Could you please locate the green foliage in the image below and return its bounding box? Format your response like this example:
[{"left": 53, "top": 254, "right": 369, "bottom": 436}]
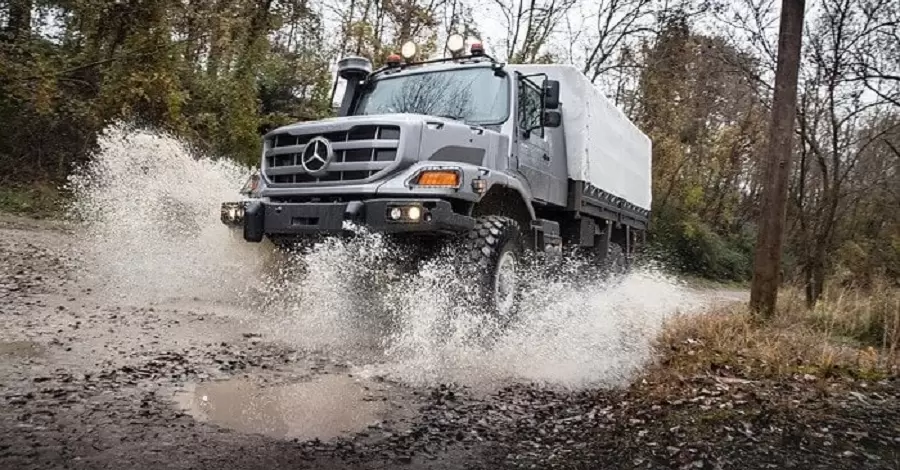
[
  {"left": 650, "top": 209, "right": 754, "bottom": 282},
  {"left": 0, "top": 184, "right": 63, "bottom": 218},
  {"left": 636, "top": 18, "right": 764, "bottom": 282},
  {"left": 0, "top": 0, "right": 334, "bottom": 183}
]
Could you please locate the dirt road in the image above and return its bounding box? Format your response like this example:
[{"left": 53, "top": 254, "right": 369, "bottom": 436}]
[{"left": 2, "top": 213, "right": 896, "bottom": 470}]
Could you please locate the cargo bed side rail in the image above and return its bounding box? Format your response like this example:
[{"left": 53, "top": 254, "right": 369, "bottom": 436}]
[{"left": 566, "top": 180, "right": 650, "bottom": 231}]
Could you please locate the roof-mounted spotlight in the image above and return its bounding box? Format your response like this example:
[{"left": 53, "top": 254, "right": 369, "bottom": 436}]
[
  {"left": 447, "top": 34, "right": 465, "bottom": 55},
  {"left": 400, "top": 41, "right": 417, "bottom": 60}
]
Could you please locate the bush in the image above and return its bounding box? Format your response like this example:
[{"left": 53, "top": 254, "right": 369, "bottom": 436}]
[
  {"left": 796, "top": 280, "right": 900, "bottom": 352},
  {"left": 649, "top": 212, "right": 754, "bottom": 282},
  {"left": 652, "top": 283, "right": 899, "bottom": 382},
  {"left": 0, "top": 183, "right": 63, "bottom": 218},
  {"left": 833, "top": 239, "right": 900, "bottom": 289}
]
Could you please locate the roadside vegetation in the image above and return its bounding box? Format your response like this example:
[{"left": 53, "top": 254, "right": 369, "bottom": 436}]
[
  {"left": 0, "top": 184, "right": 62, "bottom": 218},
  {"left": 653, "top": 281, "right": 900, "bottom": 383},
  {"left": 609, "top": 282, "right": 899, "bottom": 468}
]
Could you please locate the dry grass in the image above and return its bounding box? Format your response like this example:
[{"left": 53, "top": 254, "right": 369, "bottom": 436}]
[
  {"left": 792, "top": 279, "right": 900, "bottom": 353},
  {"left": 652, "top": 282, "right": 900, "bottom": 382}
]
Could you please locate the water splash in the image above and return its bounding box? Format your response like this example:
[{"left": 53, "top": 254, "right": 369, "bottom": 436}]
[
  {"left": 65, "top": 123, "right": 271, "bottom": 304},
  {"left": 262, "top": 234, "right": 702, "bottom": 390},
  {"left": 252, "top": 229, "right": 407, "bottom": 354},
  {"left": 66, "top": 124, "right": 711, "bottom": 390},
  {"left": 380, "top": 264, "right": 697, "bottom": 389}
]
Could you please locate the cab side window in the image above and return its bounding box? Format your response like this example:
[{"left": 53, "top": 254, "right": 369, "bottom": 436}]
[{"left": 517, "top": 78, "right": 543, "bottom": 138}]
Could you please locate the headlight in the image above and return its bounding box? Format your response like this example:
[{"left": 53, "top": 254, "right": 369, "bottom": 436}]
[
  {"left": 240, "top": 173, "right": 261, "bottom": 196},
  {"left": 401, "top": 41, "right": 417, "bottom": 60},
  {"left": 386, "top": 204, "right": 427, "bottom": 223}
]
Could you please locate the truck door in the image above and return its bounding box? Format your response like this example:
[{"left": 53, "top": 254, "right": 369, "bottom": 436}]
[{"left": 515, "top": 75, "right": 551, "bottom": 202}]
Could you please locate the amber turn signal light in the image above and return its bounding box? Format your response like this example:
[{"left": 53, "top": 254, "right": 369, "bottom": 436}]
[{"left": 415, "top": 170, "right": 460, "bottom": 188}]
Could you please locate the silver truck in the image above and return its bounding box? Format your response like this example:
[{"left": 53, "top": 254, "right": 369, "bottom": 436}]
[{"left": 221, "top": 42, "right": 653, "bottom": 319}]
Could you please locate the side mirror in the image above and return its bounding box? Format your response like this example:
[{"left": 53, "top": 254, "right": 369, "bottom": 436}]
[
  {"left": 543, "top": 110, "right": 562, "bottom": 128},
  {"left": 543, "top": 80, "right": 560, "bottom": 110}
]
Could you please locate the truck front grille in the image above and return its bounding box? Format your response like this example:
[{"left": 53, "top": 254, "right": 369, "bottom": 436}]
[{"left": 263, "top": 125, "right": 401, "bottom": 185}]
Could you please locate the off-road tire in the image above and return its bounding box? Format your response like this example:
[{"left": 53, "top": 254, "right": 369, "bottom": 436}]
[
  {"left": 600, "top": 241, "right": 629, "bottom": 283},
  {"left": 461, "top": 215, "right": 524, "bottom": 326}
]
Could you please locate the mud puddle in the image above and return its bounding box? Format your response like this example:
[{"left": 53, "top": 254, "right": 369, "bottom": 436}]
[{"left": 173, "top": 373, "right": 412, "bottom": 441}]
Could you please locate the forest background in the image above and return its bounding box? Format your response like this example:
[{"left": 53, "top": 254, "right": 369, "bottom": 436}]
[{"left": 1, "top": 0, "right": 897, "bottom": 304}]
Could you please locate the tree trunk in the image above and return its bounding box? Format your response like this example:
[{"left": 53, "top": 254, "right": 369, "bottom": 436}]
[
  {"left": 207, "top": 1, "right": 227, "bottom": 78},
  {"left": 807, "top": 251, "right": 827, "bottom": 308},
  {"left": 749, "top": 0, "right": 806, "bottom": 318},
  {"left": 6, "top": 0, "right": 32, "bottom": 38},
  {"left": 803, "top": 260, "right": 814, "bottom": 307}
]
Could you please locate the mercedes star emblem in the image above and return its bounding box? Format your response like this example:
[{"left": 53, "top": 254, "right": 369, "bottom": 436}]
[{"left": 300, "top": 136, "right": 334, "bottom": 175}]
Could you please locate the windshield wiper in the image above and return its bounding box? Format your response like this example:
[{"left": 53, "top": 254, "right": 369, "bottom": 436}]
[{"left": 436, "top": 114, "right": 463, "bottom": 121}]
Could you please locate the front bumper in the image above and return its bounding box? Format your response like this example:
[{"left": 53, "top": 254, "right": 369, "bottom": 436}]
[{"left": 221, "top": 198, "right": 475, "bottom": 242}]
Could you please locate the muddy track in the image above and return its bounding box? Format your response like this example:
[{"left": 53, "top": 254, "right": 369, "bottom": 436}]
[{"left": 1, "top": 213, "right": 897, "bottom": 470}]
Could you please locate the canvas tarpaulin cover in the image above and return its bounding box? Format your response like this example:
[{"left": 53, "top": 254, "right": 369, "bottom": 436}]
[{"left": 506, "top": 64, "right": 652, "bottom": 211}]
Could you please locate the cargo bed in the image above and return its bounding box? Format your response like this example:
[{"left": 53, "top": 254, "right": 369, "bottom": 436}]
[{"left": 506, "top": 64, "right": 652, "bottom": 214}]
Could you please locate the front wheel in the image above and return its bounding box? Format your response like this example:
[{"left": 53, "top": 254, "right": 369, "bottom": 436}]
[{"left": 461, "top": 216, "right": 525, "bottom": 327}]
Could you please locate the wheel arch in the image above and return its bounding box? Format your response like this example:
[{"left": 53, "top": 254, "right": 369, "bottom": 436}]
[{"left": 471, "top": 183, "right": 535, "bottom": 233}]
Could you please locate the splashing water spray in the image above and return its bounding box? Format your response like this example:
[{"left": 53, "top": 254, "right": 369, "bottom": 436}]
[{"left": 65, "top": 124, "right": 707, "bottom": 391}]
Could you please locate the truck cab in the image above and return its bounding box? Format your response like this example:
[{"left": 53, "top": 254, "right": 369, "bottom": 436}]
[{"left": 221, "top": 39, "right": 652, "bottom": 319}]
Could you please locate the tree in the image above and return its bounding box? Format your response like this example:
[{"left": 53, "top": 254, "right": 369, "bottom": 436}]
[
  {"left": 790, "top": 0, "right": 900, "bottom": 305},
  {"left": 490, "top": 0, "right": 577, "bottom": 62},
  {"left": 637, "top": 15, "right": 766, "bottom": 281},
  {"left": 750, "top": 0, "right": 806, "bottom": 317},
  {"left": 578, "top": 0, "right": 654, "bottom": 82}
]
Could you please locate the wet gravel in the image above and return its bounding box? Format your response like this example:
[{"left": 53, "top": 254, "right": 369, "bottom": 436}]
[{"left": 1, "top": 213, "right": 898, "bottom": 470}]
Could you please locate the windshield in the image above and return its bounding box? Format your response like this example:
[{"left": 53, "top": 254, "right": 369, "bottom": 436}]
[{"left": 353, "top": 67, "right": 509, "bottom": 125}]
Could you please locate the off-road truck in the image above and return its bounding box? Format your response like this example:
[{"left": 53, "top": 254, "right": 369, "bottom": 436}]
[{"left": 221, "top": 42, "right": 652, "bottom": 318}]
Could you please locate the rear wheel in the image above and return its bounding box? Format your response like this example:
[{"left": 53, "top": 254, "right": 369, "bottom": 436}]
[
  {"left": 602, "top": 242, "right": 628, "bottom": 275},
  {"left": 595, "top": 240, "right": 629, "bottom": 287}
]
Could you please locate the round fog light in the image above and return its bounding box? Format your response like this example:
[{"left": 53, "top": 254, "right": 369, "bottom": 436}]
[
  {"left": 407, "top": 206, "right": 422, "bottom": 221},
  {"left": 390, "top": 207, "right": 403, "bottom": 220}
]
